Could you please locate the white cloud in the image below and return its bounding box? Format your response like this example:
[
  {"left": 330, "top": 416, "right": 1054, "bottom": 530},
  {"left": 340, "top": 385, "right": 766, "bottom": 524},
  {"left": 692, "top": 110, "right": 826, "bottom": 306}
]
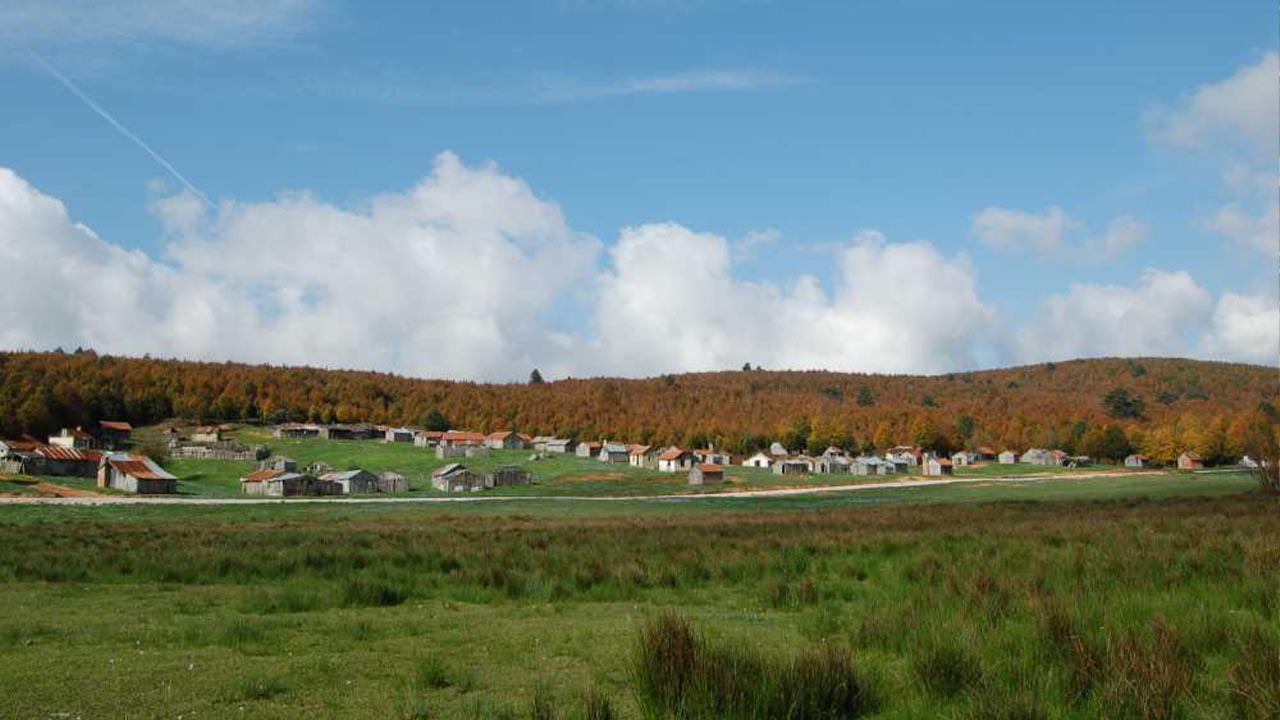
[
  {"left": 0, "top": 0, "right": 320, "bottom": 48},
  {"left": 0, "top": 155, "right": 601, "bottom": 380},
  {"left": 1147, "top": 53, "right": 1279, "bottom": 260},
  {"left": 1018, "top": 269, "right": 1279, "bottom": 366},
  {"left": 1146, "top": 52, "right": 1279, "bottom": 158},
  {"left": 1099, "top": 216, "right": 1149, "bottom": 257},
  {"left": 1201, "top": 292, "right": 1280, "bottom": 365},
  {"left": 972, "top": 206, "right": 1072, "bottom": 255},
  {"left": 972, "top": 206, "right": 1144, "bottom": 259},
  {"left": 1208, "top": 201, "right": 1279, "bottom": 256},
  {"left": 733, "top": 227, "right": 781, "bottom": 261},
  {"left": 590, "top": 224, "right": 997, "bottom": 375}
]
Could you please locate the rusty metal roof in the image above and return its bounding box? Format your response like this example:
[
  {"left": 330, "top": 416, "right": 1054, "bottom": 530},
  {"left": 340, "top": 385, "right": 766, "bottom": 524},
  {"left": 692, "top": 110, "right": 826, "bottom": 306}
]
[{"left": 99, "top": 421, "right": 132, "bottom": 432}]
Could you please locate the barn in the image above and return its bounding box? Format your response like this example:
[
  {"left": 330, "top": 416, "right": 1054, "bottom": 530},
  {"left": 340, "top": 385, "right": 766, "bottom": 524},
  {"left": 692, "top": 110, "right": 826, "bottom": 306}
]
[
  {"left": 323, "top": 469, "right": 379, "bottom": 494},
  {"left": 98, "top": 454, "right": 177, "bottom": 494},
  {"left": 431, "top": 463, "right": 486, "bottom": 492}
]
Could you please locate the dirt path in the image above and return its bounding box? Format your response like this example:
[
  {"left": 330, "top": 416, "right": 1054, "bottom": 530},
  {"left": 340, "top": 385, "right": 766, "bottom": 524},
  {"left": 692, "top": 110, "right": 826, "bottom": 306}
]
[{"left": 0, "top": 469, "right": 1177, "bottom": 506}]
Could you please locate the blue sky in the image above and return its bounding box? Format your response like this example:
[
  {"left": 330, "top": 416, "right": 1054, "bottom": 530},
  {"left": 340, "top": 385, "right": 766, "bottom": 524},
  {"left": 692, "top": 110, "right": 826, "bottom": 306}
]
[{"left": 0, "top": 1, "right": 1276, "bottom": 379}]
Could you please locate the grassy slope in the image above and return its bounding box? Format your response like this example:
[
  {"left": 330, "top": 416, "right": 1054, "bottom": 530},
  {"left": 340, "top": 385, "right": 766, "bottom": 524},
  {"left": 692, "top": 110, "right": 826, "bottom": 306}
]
[{"left": 0, "top": 482, "right": 1274, "bottom": 719}]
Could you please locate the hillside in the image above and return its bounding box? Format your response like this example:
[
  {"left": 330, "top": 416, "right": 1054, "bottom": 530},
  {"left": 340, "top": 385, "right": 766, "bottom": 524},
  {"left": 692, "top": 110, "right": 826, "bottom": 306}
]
[{"left": 0, "top": 351, "right": 1275, "bottom": 462}]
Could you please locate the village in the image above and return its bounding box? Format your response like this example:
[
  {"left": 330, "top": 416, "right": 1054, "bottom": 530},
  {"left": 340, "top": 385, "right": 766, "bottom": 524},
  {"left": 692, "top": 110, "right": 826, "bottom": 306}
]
[{"left": 0, "top": 419, "right": 1253, "bottom": 498}]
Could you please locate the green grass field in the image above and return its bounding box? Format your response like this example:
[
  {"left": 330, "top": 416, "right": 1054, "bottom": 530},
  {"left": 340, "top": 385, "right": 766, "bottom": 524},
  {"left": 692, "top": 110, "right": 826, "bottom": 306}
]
[{"left": 0, "top": 472, "right": 1275, "bottom": 719}]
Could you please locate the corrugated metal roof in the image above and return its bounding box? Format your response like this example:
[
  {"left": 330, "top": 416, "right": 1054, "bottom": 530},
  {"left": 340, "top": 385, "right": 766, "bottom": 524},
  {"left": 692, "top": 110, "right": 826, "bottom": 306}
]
[
  {"left": 107, "top": 455, "right": 176, "bottom": 481},
  {"left": 242, "top": 468, "right": 285, "bottom": 483},
  {"left": 36, "top": 445, "right": 100, "bottom": 462}
]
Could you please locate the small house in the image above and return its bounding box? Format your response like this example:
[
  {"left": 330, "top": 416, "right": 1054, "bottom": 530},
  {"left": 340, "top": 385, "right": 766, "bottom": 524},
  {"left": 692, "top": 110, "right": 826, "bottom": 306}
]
[
  {"left": 950, "top": 451, "right": 975, "bottom": 467},
  {"left": 241, "top": 469, "right": 313, "bottom": 497},
  {"left": 768, "top": 441, "right": 789, "bottom": 457},
  {"left": 265, "top": 457, "right": 298, "bottom": 472},
  {"left": 773, "top": 458, "right": 812, "bottom": 476},
  {"left": 35, "top": 445, "right": 100, "bottom": 477},
  {"left": 1177, "top": 452, "right": 1204, "bottom": 470},
  {"left": 414, "top": 430, "right": 444, "bottom": 447},
  {"left": 852, "top": 456, "right": 881, "bottom": 476},
  {"left": 688, "top": 463, "right": 725, "bottom": 485},
  {"left": 976, "top": 446, "right": 997, "bottom": 461},
  {"left": 546, "top": 438, "right": 577, "bottom": 454},
  {"left": 576, "top": 441, "right": 603, "bottom": 459},
  {"left": 1022, "top": 448, "right": 1062, "bottom": 466},
  {"left": 376, "top": 471, "right": 410, "bottom": 493},
  {"left": 629, "top": 444, "right": 658, "bottom": 469},
  {"left": 742, "top": 451, "right": 773, "bottom": 468},
  {"left": 882, "top": 456, "right": 909, "bottom": 474},
  {"left": 49, "top": 427, "right": 96, "bottom": 451},
  {"left": 486, "top": 431, "right": 528, "bottom": 450},
  {"left": 599, "top": 442, "right": 630, "bottom": 463},
  {"left": 486, "top": 465, "right": 533, "bottom": 488},
  {"left": 274, "top": 423, "right": 322, "bottom": 439},
  {"left": 431, "top": 463, "right": 486, "bottom": 492},
  {"left": 657, "top": 447, "right": 695, "bottom": 473},
  {"left": 323, "top": 469, "right": 379, "bottom": 495},
  {"left": 1124, "top": 454, "right": 1148, "bottom": 468},
  {"left": 385, "top": 427, "right": 416, "bottom": 443},
  {"left": 98, "top": 454, "right": 177, "bottom": 494},
  {"left": 885, "top": 447, "right": 921, "bottom": 467},
  {"left": 693, "top": 447, "right": 732, "bottom": 466},
  {"left": 923, "top": 456, "right": 954, "bottom": 476},
  {"left": 191, "top": 426, "right": 223, "bottom": 444},
  {"left": 998, "top": 450, "right": 1019, "bottom": 464},
  {"left": 816, "top": 453, "right": 852, "bottom": 474},
  {"left": 531, "top": 436, "right": 554, "bottom": 452},
  {"left": 439, "top": 430, "right": 486, "bottom": 448},
  {"left": 97, "top": 421, "right": 132, "bottom": 447}
]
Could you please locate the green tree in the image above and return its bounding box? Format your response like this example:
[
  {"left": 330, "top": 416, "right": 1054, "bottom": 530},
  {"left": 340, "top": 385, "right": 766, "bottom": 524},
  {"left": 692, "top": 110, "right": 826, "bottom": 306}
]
[
  {"left": 529, "top": 368, "right": 545, "bottom": 384},
  {"left": 856, "top": 386, "right": 875, "bottom": 407},
  {"left": 1103, "top": 388, "right": 1145, "bottom": 419},
  {"left": 422, "top": 409, "right": 450, "bottom": 431}
]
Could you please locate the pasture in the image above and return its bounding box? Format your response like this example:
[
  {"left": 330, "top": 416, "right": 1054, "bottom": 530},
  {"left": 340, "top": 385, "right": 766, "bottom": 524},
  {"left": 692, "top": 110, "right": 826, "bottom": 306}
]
[{"left": 0, "top": 473, "right": 1274, "bottom": 719}]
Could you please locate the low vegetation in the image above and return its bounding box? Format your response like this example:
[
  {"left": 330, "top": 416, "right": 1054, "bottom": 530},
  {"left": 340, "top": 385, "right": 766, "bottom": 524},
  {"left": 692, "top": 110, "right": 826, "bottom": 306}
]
[{"left": 0, "top": 485, "right": 1274, "bottom": 718}]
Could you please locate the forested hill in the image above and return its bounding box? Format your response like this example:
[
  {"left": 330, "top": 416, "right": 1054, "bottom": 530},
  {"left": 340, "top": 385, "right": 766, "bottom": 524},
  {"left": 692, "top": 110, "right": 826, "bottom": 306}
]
[{"left": 0, "top": 351, "right": 1275, "bottom": 460}]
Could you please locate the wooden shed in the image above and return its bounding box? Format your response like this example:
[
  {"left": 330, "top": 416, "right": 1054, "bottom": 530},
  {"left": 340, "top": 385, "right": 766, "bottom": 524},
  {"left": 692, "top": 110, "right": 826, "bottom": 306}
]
[
  {"left": 688, "top": 463, "right": 725, "bottom": 485},
  {"left": 98, "top": 454, "right": 177, "bottom": 494},
  {"left": 431, "top": 463, "right": 486, "bottom": 492}
]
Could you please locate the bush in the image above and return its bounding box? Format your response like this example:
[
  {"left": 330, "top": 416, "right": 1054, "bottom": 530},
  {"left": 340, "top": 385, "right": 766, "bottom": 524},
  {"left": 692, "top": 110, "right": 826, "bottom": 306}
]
[
  {"left": 632, "top": 612, "right": 875, "bottom": 719},
  {"left": 913, "top": 643, "right": 983, "bottom": 699}
]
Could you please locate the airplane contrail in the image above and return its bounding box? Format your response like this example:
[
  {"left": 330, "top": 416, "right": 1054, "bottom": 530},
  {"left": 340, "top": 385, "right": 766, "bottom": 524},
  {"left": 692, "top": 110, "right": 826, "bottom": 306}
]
[{"left": 27, "top": 50, "right": 216, "bottom": 210}]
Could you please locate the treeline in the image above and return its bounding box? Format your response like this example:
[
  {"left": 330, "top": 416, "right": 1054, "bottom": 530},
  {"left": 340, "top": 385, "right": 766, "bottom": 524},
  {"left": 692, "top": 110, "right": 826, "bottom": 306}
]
[{"left": 0, "top": 350, "right": 1276, "bottom": 464}]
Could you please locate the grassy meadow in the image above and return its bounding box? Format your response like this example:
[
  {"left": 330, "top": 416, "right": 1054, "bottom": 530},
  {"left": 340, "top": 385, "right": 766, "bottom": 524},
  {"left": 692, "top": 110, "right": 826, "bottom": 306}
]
[{"left": 0, "top": 473, "right": 1275, "bottom": 719}]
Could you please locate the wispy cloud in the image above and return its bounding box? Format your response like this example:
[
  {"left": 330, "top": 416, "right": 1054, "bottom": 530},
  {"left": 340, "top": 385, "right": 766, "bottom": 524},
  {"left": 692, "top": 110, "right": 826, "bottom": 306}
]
[
  {"left": 535, "top": 70, "right": 805, "bottom": 102},
  {"left": 302, "top": 68, "right": 807, "bottom": 107},
  {"left": 0, "top": 0, "right": 321, "bottom": 50}
]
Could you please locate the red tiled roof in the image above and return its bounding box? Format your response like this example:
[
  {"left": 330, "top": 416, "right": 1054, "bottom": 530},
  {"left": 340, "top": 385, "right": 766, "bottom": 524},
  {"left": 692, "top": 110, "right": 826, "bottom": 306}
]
[
  {"left": 1, "top": 438, "right": 41, "bottom": 452},
  {"left": 99, "top": 421, "right": 132, "bottom": 432},
  {"left": 486, "top": 431, "right": 515, "bottom": 440},
  {"left": 935, "top": 458, "right": 953, "bottom": 467},
  {"left": 696, "top": 464, "right": 724, "bottom": 472},
  {"left": 658, "top": 448, "right": 689, "bottom": 461},
  {"left": 442, "top": 431, "right": 486, "bottom": 442},
  {"left": 629, "top": 444, "right": 652, "bottom": 456}
]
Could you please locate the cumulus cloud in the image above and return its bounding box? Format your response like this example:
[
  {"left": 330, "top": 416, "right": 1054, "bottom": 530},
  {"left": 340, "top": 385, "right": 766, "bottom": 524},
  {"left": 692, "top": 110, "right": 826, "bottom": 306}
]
[
  {"left": 1099, "top": 216, "right": 1149, "bottom": 257},
  {"left": 1201, "top": 293, "right": 1280, "bottom": 365},
  {"left": 591, "top": 224, "right": 997, "bottom": 375},
  {"left": 0, "top": 0, "right": 320, "bottom": 49},
  {"left": 1018, "top": 269, "right": 1279, "bottom": 365},
  {"left": 0, "top": 155, "right": 600, "bottom": 380},
  {"left": 1208, "top": 201, "right": 1279, "bottom": 256}
]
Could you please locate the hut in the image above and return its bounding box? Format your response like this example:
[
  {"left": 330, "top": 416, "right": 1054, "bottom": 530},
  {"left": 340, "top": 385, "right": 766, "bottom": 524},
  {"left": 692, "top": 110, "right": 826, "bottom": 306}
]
[
  {"left": 486, "top": 466, "right": 532, "bottom": 488},
  {"left": 98, "top": 454, "right": 177, "bottom": 494},
  {"left": 191, "top": 426, "right": 223, "bottom": 444},
  {"left": 546, "top": 438, "right": 577, "bottom": 454},
  {"left": 598, "top": 442, "right": 630, "bottom": 463},
  {"left": 385, "top": 427, "right": 416, "bottom": 443},
  {"left": 769, "top": 441, "right": 789, "bottom": 457},
  {"left": 1177, "top": 452, "right": 1204, "bottom": 470},
  {"left": 322, "top": 469, "right": 379, "bottom": 494},
  {"left": 485, "top": 431, "right": 528, "bottom": 450},
  {"left": 576, "top": 441, "right": 602, "bottom": 459},
  {"left": 431, "top": 463, "right": 485, "bottom": 492},
  {"left": 657, "top": 447, "right": 695, "bottom": 473},
  {"left": 773, "top": 458, "right": 811, "bottom": 476},
  {"left": 741, "top": 451, "right": 772, "bottom": 468},
  {"left": 274, "top": 423, "right": 322, "bottom": 439},
  {"left": 816, "top": 453, "right": 852, "bottom": 474},
  {"left": 1124, "top": 454, "right": 1148, "bottom": 468},
  {"left": 97, "top": 421, "right": 133, "bottom": 447},
  {"left": 49, "top": 427, "right": 96, "bottom": 451},
  {"left": 688, "top": 463, "right": 725, "bottom": 485},
  {"left": 629, "top": 445, "right": 658, "bottom": 469},
  {"left": 413, "top": 430, "right": 444, "bottom": 447},
  {"left": 998, "top": 450, "right": 1019, "bottom": 464},
  {"left": 376, "top": 471, "right": 410, "bottom": 493},
  {"left": 923, "top": 456, "right": 954, "bottom": 476}
]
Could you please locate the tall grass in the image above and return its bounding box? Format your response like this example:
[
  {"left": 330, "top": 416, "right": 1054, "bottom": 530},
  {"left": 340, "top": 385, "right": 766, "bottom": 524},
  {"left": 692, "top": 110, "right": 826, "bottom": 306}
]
[{"left": 632, "top": 612, "right": 875, "bottom": 719}]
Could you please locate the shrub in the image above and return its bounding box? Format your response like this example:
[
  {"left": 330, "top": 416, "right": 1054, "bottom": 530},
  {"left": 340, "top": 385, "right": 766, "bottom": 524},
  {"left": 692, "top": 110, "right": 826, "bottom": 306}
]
[{"left": 913, "top": 643, "right": 983, "bottom": 699}]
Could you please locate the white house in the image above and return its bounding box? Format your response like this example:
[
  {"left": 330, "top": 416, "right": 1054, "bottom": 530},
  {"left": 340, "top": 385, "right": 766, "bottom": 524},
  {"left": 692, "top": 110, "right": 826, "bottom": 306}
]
[
  {"left": 1124, "top": 454, "right": 1148, "bottom": 468},
  {"left": 385, "top": 427, "right": 416, "bottom": 443},
  {"left": 769, "top": 441, "right": 789, "bottom": 457},
  {"left": 658, "top": 448, "right": 695, "bottom": 473},
  {"left": 742, "top": 451, "right": 773, "bottom": 468},
  {"left": 598, "top": 442, "right": 630, "bottom": 463},
  {"left": 998, "top": 450, "right": 1019, "bottom": 464},
  {"left": 629, "top": 445, "right": 658, "bottom": 469}
]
